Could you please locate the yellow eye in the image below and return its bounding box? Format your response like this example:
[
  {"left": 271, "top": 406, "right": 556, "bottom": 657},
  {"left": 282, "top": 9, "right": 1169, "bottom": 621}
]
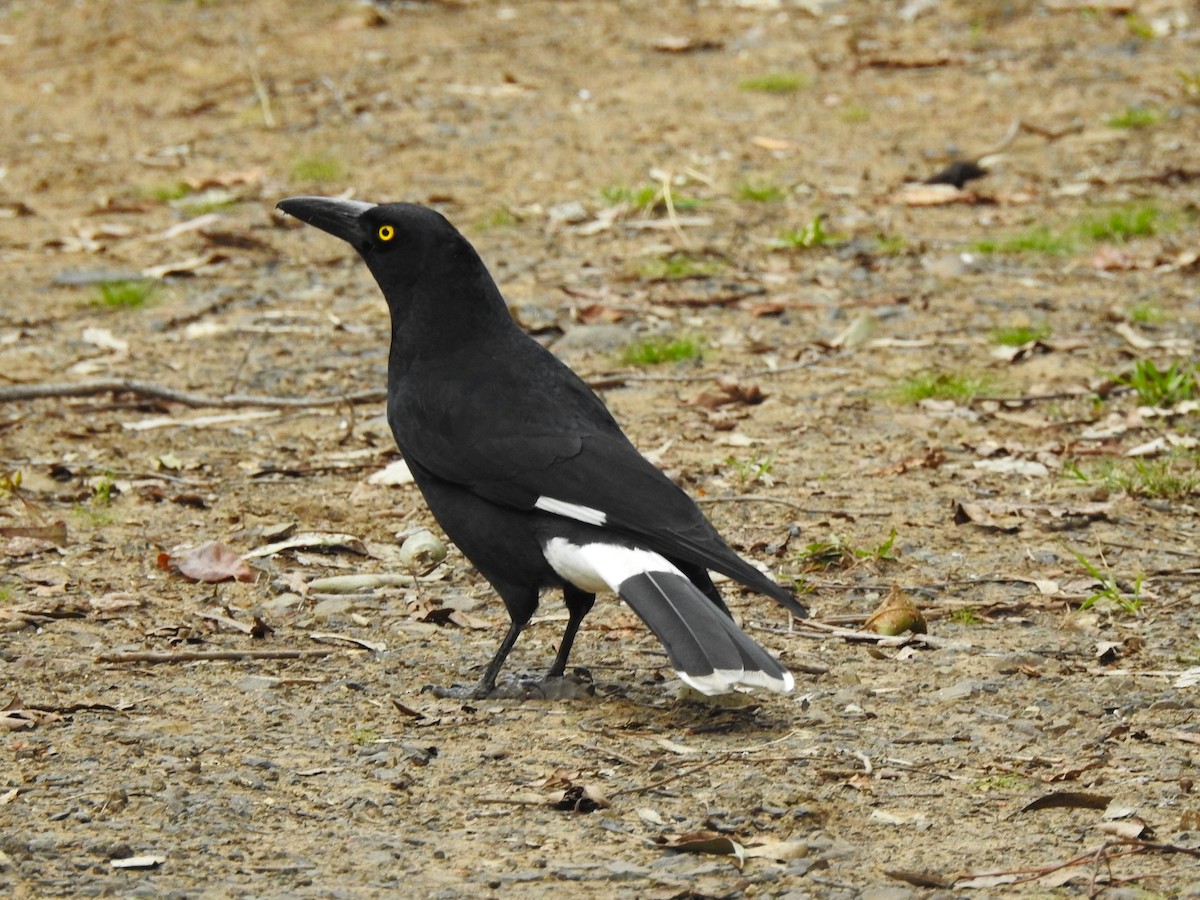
[{"left": 378, "top": 224, "right": 395, "bottom": 242}]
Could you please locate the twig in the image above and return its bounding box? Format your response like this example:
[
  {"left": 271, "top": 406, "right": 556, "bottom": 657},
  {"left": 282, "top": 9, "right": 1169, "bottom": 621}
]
[
  {"left": 0, "top": 379, "right": 385, "bottom": 409},
  {"left": 695, "top": 494, "right": 890, "bottom": 517},
  {"left": 97, "top": 649, "right": 335, "bottom": 664},
  {"left": 610, "top": 753, "right": 733, "bottom": 798},
  {"left": 586, "top": 360, "right": 821, "bottom": 389}
]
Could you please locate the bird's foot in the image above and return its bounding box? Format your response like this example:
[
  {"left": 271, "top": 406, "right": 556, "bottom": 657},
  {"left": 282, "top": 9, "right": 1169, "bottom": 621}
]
[{"left": 424, "top": 669, "right": 593, "bottom": 701}]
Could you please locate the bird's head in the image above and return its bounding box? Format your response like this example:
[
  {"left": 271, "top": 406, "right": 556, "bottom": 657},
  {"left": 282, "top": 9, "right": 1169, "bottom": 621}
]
[{"left": 276, "top": 196, "right": 483, "bottom": 296}]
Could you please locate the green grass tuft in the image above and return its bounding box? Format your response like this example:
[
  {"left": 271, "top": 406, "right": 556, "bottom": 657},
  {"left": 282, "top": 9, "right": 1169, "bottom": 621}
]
[
  {"left": 620, "top": 336, "right": 705, "bottom": 366},
  {"left": 290, "top": 154, "right": 344, "bottom": 183},
  {"left": 738, "top": 72, "right": 809, "bottom": 94},
  {"left": 1128, "top": 301, "right": 1166, "bottom": 326},
  {"left": 839, "top": 104, "right": 870, "bottom": 123},
  {"left": 1107, "top": 105, "right": 1162, "bottom": 129},
  {"left": 1080, "top": 204, "right": 1161, "bottom": 242},
  {"left": 736, "top": 181, "right": 785, "bottom": 203},
  {"left": 96, "top": 280, "right": 158, "bottom": 309},
  {"left": 772, "top": 215, "right": 840, "bottom": 250},
  {"left": 1066, "top": 454, "right": 1200, "bottom": 501},
  {"left": 971, "top": 226, "right": 1074, "bottom": 256},
  {"left": 1118, "top": 358, "right": 1198, "bottom": 407},
  {"left": 634, "top": 252, "right": 725, "bottom": 281},
  {"left": 990, "top": 323, "right": 1051, "bottom": 346},
  {"left": 148, "top": 181, "right": 193, "bottom": 203},
  {"left": 892, "top": 370, "right": 991, "bottom": 405}
]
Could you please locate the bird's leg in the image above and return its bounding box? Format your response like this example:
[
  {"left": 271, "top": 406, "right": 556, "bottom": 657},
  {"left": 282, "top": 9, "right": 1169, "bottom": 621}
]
[
  {"left": 426, "top": 609, "right": 530, "bottom": 699},
  {"left": 545, "top": 586, "right": 595, "bottom": 679}
]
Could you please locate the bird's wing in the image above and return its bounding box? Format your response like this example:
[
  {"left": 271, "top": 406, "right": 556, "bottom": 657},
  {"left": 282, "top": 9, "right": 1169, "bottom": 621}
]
[{"left": 391, "top": 362, "right": 803, "bottom": 614}]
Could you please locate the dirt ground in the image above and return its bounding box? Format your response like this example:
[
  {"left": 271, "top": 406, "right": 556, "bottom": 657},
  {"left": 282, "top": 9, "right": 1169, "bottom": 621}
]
[{"left": 2, "top": 0, "right": 1200, "bottom": 896}]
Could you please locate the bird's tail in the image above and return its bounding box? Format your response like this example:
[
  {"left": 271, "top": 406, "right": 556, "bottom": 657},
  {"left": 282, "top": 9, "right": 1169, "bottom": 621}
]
[
  {"left": 541, "top": 537, "right": 793, "bottom": 695},
  {"left": 617, "top": 570, "right": 794, "bottom": 695}
]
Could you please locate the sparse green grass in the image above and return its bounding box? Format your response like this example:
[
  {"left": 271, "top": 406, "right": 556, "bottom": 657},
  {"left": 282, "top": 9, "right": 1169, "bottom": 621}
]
[
  {"left": 971, "top": 225, "right": 1075, "bottom": 256},
  {"left": 874, "top": 233, "right": 908, "bottom": 256},
  {"left": 476, "top": 207, "right": 516, "bottom": 230},
  {"left": 601, "top": 183, "right": 702, "bottom": 213},
  {"left": 1107, "top": 105, "right": 1162, "bottom": 129},
  {"left": 991, "top": 323, "right": 1051, "bottom": 346},
  {"left": 619, "top": 335, "right": 705, "bottom": 366},
  {"left": 949, "top": 607, "right": 984, "bottom": 626},
  {"left": 290, "top": 154, "right": 344, "bottom": 183},
  {"left": 92, "top": 472, "right": 117, "bottom": 506},
  {"left": 972, "top": 204, "right": 1172, "bottom": 257},
  {"left": 148, "top": 180, "right": 193, "bottom": 203},
  {"left": 792, "top": 530, "right": 897, "bottom": 572},
  {"left": 736, "top": 180, "right": 786, "bottom": 203},
  {"left": 634, "top": 252, "right": 725, "bottom": 281},
  {"left": 95, "top": 280, "right": 158, "bottom": 309},
  {"left": 1080, "top": 203, "right": 1161, "bottom": 243},
  {"left": 726, "top": 451, "right": 776, "bottom": 488},
  {"left": 892, "top": 370, "right": 991, "bottom": 405},
  {"left": 350, "top": 727, "right": 379, "bottom": 747},
  {"left": 772, "top": 215, "right": 840, "bottom": 250},
  {"left": 0, "top": 470, "right": 21, "bottom": 496},
  {"left": 1125, "top": 13, "right": 1154, "bottom": 39},
  {"left": 1118, "top": 358, "right": 1199, "bottom": 407},
  {"left": 1180, "top": 69, "right": 1200, "bottom": 101},
  {"left": 1128, "top": 301, "right": 1166, "bottom": 326},
  {"left": 738, "top": 72, "right": 809, "bottom": 94},
  {"left": 1066, "top": 454, "right": 1200, "bottom": 500},
  {"left": 839, "top": 104, "right": 870, "bottom": 123},
  {"left": 0, "top": 585, "right": 12, "bottom": 603},
  {"left": 1071, "top": 546, "right": 1144, "bottom": 615},
  {"left": 601, "top": 184, "right": 659, "bottom": 210}
]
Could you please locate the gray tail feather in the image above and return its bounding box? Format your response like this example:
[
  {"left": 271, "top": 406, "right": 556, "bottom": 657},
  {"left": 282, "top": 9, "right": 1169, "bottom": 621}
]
[{"left": 617, "top": 571, "right": 793, "bottom": 694}]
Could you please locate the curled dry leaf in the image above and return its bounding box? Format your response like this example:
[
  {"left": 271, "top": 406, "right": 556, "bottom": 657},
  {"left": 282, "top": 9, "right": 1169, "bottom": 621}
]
[
  {"left": 1021, "top": 791, "right": 1112, "bottom": 813},
  {"left": 864, "top": 588, "right": 927, "bottom": 636},
  {"left": 657, "top": 831, "right": 746, "bottom": 867},
  {"left": 161, "top": 541, "right": 255, "bottom": 583},
  {"left": 690, "top": 377, "right": 767, "bottom": 409}
]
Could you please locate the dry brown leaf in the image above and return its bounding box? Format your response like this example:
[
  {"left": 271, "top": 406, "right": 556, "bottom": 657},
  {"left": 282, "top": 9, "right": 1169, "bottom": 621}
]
[
  {"left": 165, "top": 541, "right": 256, "bottom": 583},
  {"left": 657, "top": 831, "right": 746, "bottom": 866},
  {"left": 864, "top": 588, "right": 927, "bottom": 636},
  {"left": 1021, "top": 791, "right": 1112, "bottom": 813}
]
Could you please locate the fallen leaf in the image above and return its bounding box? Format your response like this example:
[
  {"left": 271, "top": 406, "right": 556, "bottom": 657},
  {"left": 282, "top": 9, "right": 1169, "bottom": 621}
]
[
  {"left": 650, "top": 35, "right": 723, "bottom": 53},
  {"left": 864, "top": 588, "right": 927, "bottom": 636},
  {"left": 166, "top": 541, "right": 256, "bottom": 583},
  {"left": 244, "top": 531, "right": 368, "bottom": 559},
  {"left": 111, "top": 855, "right": 166, "bottom": 870},
  {"left": 1021, "top": 791, "right": 1112, "bottom": 813},
  {"left": 657, "top": 831, "right": 746, "bottom": 866}
]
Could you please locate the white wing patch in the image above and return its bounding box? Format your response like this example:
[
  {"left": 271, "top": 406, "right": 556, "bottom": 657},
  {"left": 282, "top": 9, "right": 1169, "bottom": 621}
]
[
  {"left": 542, "top": 537, "right": 676, "bottom": 594},
  {"left": 534, "top": 496, "right": 607, "bottom": 527}
]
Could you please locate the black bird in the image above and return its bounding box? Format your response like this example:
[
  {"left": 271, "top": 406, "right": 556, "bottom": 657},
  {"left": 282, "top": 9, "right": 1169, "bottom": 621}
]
[{"left": 276, "top": 197, "right": 806, "bottom": 697}]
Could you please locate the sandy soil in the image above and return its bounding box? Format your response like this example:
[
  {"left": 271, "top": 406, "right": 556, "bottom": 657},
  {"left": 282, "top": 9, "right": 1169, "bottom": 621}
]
[{"left": 2, "top": 1, "right": 1200, "bottom": 897}]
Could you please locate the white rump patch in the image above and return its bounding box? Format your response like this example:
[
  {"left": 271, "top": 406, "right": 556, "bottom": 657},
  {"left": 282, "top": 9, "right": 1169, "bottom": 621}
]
[
  {"left": 542, "top": 537, "right": 677, "bottom": 594},
  {"left": 534, "top": 496, "right": 607, "bottom": 527}
]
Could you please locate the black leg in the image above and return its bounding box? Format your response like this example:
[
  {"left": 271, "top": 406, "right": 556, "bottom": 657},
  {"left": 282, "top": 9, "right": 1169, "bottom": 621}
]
[
  {"left": 546, "top": 586, "right": 595, "bottom": 678},
  {"left": 471, "top": 614, "right": 529, "bottom": 698}
]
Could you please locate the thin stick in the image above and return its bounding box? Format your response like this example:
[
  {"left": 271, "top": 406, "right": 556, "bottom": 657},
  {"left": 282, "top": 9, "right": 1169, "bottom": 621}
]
[
  {"left": 0, "top": 379, "right": 385, "bottom": 409},
  {"left": 97, "top": 649, "right": 335, "bottom": 664},
  {"left": 695, "top": 494, "right": 890, "bottom": 516},
  {"left": 610, "top": 753, "right": 733, "bottom": 798}
]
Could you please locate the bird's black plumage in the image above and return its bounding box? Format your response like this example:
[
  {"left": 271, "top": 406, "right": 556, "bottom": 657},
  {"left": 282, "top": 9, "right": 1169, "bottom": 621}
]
[{"left": 276, "top": 197, "right": 806, "bottom": 697}]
